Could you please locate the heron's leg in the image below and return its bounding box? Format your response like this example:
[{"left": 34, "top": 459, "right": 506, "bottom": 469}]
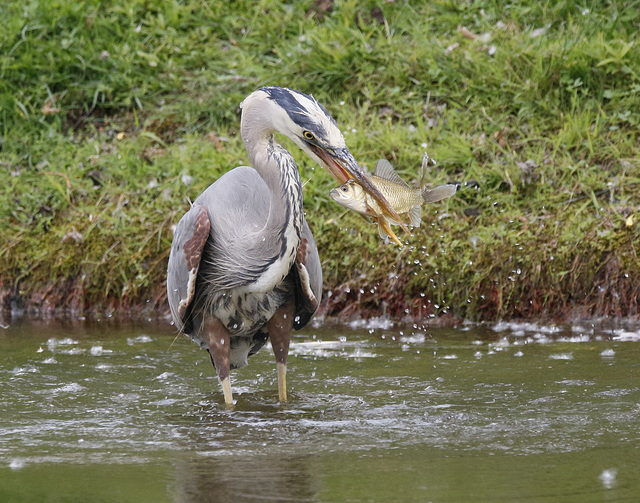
[
  {"left": 203, "top": 316, "right": 233, "bottom": 407},
  {"left": 267, "top": 300, "right": 295, "bottom": 402}
]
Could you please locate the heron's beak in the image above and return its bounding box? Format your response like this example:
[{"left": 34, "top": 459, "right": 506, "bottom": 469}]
[{"left": 310, "top": 145, "right": 410, "bottom": 234}]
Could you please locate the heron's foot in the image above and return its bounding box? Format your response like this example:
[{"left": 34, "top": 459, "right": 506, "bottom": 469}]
[
  {"left": 220, "top": 377, "right": 234, "bottom": 408},
  {"left": 296, "top": 237, "right": 308, "bottom": 266},
  {"left": 204, "top": 316, "right": 233, "bottom": 407},
  {"left": 277, "top": 362, "right": 287, "bottom": 402},
  {"left": 268, "top": 301, "right": 294, "bottom": 403}
]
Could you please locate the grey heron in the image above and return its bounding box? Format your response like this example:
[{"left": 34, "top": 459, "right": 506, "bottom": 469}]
[{"left": 167, "top": 87, "right": 404, "bottom": 406}]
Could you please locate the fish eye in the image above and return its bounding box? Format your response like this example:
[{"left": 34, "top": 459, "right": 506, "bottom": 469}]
[
  {"left": 303, "top": 131, "right": 315, "bottom": 140},
  {"left": 340, "top": 186, "right": 349, "bottom": 192}
]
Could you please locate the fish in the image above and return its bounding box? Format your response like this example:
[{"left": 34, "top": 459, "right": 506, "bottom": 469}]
[{"left": 330, "top": 156, "right": 459, "bottom": 246}]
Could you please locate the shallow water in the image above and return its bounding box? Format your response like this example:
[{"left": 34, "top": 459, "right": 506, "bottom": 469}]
[{"left": 1, "top": 318, "right": 639, "bottom": 502}]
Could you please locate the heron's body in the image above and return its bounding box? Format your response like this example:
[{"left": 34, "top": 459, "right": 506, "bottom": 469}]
[
  {"left": 173, "top": 165, "right": 319, "bottom": 369},
  {"left": 167, "top": 87, "right": 402, "bottom": 406}
]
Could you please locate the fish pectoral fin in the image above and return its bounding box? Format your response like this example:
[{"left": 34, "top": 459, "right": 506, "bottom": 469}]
[
  {"left": 377, "top": 221, "right": 387, "bottom": 240},
  {"left": 409, "top": 205, "right": 422, "bottom": 228},
  {"left": 377, "top": 218, "right": 404, "bottom": 246},
  {"left": 381, "top": 206, "right": 411, "bottom": 235},
  {"left": 357, "top": 212, "right": 376, "bottom": 225},
  {"left": 384, "top": 214, "right": 414, "bottom": 233}
]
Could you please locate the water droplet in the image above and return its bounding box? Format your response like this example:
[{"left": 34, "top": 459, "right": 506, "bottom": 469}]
[
  {"left": 600, "top": 469, "right": 617, "bottom": 489},
  {"left": 9, "top": 459, "right": 25, "bottom": 470}
]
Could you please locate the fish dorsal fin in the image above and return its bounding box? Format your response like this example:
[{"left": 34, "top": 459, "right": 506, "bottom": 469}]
[
  {"left": 374, "top": 159, "right": 410, "bottom": 188},
  {"left": 409, "top": 205, "right": 422, "bottom": 227},
  {"left": 422, "top": 183, "right": 458, "bottom": 204},
  {"left": 419, "top": 152, "right": 436, "bottom": 188}
]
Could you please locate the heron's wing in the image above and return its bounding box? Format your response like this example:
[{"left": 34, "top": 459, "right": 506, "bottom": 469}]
[
  {"left": 194, "top": 166, "right": 281, "bottom": 291},
  {"left": 293, "top": 218, "right": 322, "bottom": 330},
  {"left": 167, "top": 204, "right": 210, "bottom": 332}
]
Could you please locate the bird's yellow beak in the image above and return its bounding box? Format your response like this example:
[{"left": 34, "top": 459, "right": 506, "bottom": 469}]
[{"left": 311, "top": 146, "right": 410, "bottom": 234}]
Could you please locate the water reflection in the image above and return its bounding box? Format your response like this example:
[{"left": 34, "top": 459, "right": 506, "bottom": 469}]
[{"left": 172, "top": 453, "right": 315, "bottom": 502}]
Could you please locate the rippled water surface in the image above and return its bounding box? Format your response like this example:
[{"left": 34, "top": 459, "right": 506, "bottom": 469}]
[{"left": 1, "top": 318, "right": 640, "bottom": 502}]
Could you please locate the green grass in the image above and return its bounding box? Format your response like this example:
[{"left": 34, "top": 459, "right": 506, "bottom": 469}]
[{"left": 1, "top": 0, "right": 639, "bottom": 320}]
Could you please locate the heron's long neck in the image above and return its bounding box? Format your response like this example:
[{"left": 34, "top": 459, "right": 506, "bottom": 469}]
[
  {"left": 259, "top": 135, "right": 303, "bottom": 237},
  {"left": 241, "top": 99, "right": 304, "bottom": 260},
  {"left": 243, "top": 133, "right": 304, "bottom": 292}
]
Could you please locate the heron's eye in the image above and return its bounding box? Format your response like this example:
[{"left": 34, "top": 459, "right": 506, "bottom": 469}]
[{"left": 303, "top": 131, "right": 315, "bottom": 141}]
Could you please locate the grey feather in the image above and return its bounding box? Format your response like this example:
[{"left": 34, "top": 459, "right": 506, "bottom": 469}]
[{"left": 167, "top": 204, "right": 209, "bottom": 333}]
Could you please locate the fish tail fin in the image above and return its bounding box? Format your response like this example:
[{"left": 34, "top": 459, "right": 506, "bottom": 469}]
[{"left": 421, "top": 183, "right": 459, "bottom": 204}]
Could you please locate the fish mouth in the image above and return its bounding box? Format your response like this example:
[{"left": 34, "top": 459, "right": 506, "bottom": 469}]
[{"left": 309, "top": 144, "right": 410, "bottom": 234}]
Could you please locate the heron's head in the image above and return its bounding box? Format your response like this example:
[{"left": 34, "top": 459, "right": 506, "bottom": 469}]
[{"left": 241, "top": 87, "right": 406, "bottom": 229}]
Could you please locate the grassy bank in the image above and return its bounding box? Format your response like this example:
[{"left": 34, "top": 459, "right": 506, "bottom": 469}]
[{"left": 1, "top": 0, "right": 639, "bottom": 321}]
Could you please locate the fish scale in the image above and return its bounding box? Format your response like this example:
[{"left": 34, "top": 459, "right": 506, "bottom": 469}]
[{"left": 363, "top": 176, "right": 423, "bottom": 218}]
